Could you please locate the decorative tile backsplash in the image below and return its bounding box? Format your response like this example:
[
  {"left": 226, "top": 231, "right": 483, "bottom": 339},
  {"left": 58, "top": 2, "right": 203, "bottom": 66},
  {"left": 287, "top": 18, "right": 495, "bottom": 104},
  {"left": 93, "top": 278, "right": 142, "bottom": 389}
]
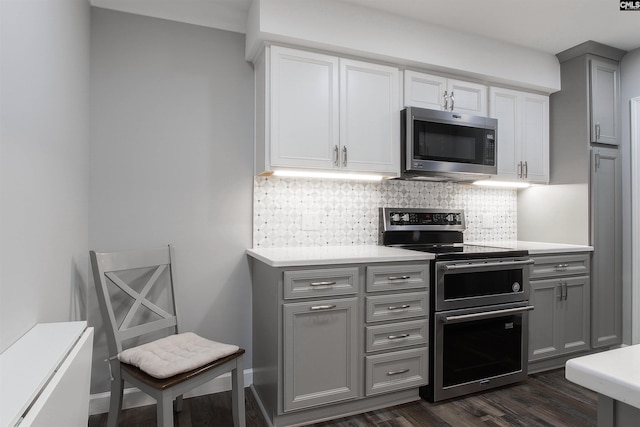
[{"left": 253, "top": 177, "right": 517, "bottom": 247}]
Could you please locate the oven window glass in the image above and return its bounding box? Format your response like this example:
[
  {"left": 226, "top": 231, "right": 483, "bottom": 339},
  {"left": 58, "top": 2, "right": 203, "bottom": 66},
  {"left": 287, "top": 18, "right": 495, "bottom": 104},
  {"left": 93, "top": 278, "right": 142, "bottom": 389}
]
[
  {"left": 443, "top": 268, "right": 523, "bottom": 300},
  {"left": 413, "top": 120, "right": 492, "bottom": 165},
  {"left": 442, "top": 313, "right": 522, "bottom": 388}
]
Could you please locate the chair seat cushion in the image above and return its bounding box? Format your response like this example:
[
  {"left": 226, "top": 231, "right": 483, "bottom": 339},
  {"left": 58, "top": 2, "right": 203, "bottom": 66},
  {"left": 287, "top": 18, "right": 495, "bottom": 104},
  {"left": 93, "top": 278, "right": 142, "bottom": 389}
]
[{"left": 118, "top": 332, "right": 239, "bottom": 379}]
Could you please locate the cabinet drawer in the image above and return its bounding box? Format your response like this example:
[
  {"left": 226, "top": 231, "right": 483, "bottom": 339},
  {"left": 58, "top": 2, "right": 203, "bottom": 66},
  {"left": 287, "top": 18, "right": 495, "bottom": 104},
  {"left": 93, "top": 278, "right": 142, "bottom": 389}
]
[
  {"left": 366, "top": 264, "right": 429, "bottom": 293},
  {"left": 530, "top": 253, "right": 590, "bottom": 279},
  {"left": 284, "top": 267, "right": 359, "bottom": 300},
  {"left": 365, "top": 348, "right": 428, "bottom": 395},
  {"left": 365, "top": 319, "right": 428, "bottom": 353},
  {"left": 366, "top": 292, "right": 428, "bottom": 323}
]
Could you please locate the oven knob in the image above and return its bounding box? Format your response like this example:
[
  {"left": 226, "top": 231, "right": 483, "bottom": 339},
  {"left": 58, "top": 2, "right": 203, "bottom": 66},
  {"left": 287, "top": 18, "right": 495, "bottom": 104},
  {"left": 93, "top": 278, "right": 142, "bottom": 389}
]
[{"left": 512, "top": 282, "right": 521, "bottom": 292}]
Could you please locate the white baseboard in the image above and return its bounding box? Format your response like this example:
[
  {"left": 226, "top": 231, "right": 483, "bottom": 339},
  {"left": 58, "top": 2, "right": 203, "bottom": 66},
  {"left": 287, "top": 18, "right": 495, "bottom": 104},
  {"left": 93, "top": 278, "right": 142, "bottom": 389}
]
[{"left": 89, "top": 369, "right": 253, "bottom": 416}]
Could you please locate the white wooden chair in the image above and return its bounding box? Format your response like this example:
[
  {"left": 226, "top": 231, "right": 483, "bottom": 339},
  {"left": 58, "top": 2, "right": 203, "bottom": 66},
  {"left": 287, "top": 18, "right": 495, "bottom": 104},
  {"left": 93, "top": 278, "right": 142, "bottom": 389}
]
[{"left": 90, "top": 245, "right": 245, "bottom": 427}]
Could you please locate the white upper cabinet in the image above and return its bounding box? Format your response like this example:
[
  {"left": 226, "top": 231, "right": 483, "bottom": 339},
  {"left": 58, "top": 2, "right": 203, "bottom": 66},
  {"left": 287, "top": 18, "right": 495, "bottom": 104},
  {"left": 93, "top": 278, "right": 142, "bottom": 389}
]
[
  {"left": 404, "top": 70, "right": 487, "bottom": 116},
  {"left": 268, "top": 46, "right": 340, "bottom": 170},
  {"left": 489, "top": 87, "right": 549, "bottom": 183},
  {"left": 340, "top": 59, "right": 400, "bottom": 173},
  {"left": 256, "top": 45, "right": 400, "bottom": 176}
]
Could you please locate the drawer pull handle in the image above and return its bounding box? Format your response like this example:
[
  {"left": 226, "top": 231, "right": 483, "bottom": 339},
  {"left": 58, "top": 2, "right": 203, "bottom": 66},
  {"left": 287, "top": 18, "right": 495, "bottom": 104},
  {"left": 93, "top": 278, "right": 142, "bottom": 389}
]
[
  {"left": 387, "top": 333, "right": 410, "bottom": 340},
  {"left": 387, "top": 368, "right": 410, "bottom": 376},
  {"left": 309, "top": 281, "right": 337, "bottom": 287},
  {"left": 388, "top": 304, "right": 411, "bottom": 311},
  {"left": 388, "top": 275, "right": 411, "bottom": 281},
  {"left": 310, "top": 304, "right": 336, "bottom": 311},
  {"left": 554, "top": 264, "right": 570, "bottom": 270}
]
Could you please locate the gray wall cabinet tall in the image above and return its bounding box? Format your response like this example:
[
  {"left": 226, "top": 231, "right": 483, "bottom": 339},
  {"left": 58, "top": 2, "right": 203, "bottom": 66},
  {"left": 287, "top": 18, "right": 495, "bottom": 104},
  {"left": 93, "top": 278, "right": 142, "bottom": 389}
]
[{"left": 520, "top": 41, "right": 625, "bottom": 354}]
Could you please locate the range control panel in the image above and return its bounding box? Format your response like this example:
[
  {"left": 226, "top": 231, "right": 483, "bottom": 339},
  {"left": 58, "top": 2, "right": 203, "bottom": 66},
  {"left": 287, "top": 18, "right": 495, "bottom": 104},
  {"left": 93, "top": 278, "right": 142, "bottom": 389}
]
[
  {"left": 380, "top": 207, "right": 466, "bottom": 231},
  {"left": 388, "top": 211, "right": 463, "bottom": 226}
]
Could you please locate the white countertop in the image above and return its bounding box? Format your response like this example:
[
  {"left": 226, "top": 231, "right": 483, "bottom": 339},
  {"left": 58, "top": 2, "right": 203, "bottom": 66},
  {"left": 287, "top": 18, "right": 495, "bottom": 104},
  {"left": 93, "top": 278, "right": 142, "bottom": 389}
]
[
  {"left": 566, "top": 345, "right": 640, "bottom": 409},
  {"left": 247, "top": 241, "right": 593, "bottom": 267},
  {"left": 466, "top": 240, "right": 593, "bottom": 254},
  {"left": 247, "top": 245, "right": 434, "bottom": 267}
]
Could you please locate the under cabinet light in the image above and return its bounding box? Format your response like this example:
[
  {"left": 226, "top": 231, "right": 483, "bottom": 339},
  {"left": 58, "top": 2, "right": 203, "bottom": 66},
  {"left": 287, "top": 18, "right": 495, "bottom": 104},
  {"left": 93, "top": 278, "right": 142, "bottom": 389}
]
[
  {"left": 272, "top": 170, "right": 386, "bottom": 181},
  {"left": 472, "top": 180, "right": 531, "bottom": 189}
]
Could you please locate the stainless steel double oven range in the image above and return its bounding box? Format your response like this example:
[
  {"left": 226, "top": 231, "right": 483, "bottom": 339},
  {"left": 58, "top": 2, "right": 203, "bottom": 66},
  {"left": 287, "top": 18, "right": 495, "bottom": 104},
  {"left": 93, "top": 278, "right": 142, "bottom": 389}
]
[{"left": 379, "top": 207, "right": 534, "bottom": 402}]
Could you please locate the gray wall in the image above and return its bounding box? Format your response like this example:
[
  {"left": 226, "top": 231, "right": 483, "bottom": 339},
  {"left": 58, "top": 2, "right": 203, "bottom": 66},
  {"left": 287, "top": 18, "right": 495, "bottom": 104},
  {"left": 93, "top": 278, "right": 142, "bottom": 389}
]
[
  {"left": 620, "top": 48, "right": 640, "bottom": 344},
  {"left": 89, "top": 8, "right": 254, "bottom": 393},
  {"left": 0, "top": 0, "right": 91, "bottom": 353}
]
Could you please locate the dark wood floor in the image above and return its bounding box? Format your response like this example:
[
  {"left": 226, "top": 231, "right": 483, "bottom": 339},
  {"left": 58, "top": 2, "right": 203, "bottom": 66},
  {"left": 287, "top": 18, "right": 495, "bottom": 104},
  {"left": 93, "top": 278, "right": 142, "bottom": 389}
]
[{"left": 88, "top": 369, "right": 596, "bottom": 426}]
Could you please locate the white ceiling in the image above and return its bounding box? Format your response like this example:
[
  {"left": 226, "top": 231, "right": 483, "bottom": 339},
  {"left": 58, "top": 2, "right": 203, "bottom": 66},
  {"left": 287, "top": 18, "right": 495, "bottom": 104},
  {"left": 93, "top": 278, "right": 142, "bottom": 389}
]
[{"left": 91, "top": 0, "right": 640, "bottom": 55}]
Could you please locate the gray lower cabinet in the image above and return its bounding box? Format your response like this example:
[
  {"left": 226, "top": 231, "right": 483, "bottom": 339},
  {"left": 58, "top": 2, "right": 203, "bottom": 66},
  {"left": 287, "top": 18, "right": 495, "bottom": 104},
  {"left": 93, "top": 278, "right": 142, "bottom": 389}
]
[
  {"left": 529, "top": 253, "right": 591, "bottom": 362},
  {"left": 250, "top": 259, "right": 430, "bottom": 427},
  {"left": 283, "top": 297, "right": 359, "bottom": 411}
]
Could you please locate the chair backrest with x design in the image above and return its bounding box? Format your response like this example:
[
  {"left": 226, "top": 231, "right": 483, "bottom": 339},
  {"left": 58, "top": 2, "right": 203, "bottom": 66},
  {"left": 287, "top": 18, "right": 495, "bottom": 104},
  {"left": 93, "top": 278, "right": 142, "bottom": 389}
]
[{"left": 91, "top": 245, "right": 181, "bottom": 357}]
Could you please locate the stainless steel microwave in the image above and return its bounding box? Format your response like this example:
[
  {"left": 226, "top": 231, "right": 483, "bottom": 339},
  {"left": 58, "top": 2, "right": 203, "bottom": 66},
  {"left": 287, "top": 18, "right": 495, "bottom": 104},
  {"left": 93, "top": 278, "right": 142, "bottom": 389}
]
[{"left": 401, "top": 107, "right": 497, "bottom": 181}]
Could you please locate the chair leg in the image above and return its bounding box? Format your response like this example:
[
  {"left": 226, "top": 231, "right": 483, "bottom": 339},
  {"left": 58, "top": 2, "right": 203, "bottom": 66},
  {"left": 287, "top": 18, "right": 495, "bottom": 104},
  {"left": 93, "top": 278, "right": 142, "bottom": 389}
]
[
  {"left": 231, "top": 356, "right": 246, "bottom": 427},
  {"left": 157, "top": 391, "right": 174, "bottom": 427},
  {"left": 174, "top": 394, "right": 184, "bottom": 413},
  {"left": 107, "top": 369, "right": 124, "bottom": 427}
]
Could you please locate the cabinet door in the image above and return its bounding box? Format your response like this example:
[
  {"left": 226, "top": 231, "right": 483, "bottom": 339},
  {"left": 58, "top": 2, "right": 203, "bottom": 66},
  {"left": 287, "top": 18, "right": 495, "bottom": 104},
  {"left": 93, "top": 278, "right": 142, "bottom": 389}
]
[
  {"left": 447, "top": 79, "right": 487, "bottom": 116},
  {"left": 403, "top": 70, "right": 447, "bottom": 110},
  {"left": 590, "top": 58, "right": 619, "bottom": 145},
  {"left": 560, "top": 276, "right": 590, "bottom": 354},
  {"left": 529, "top": 279, "right": 561, "bottom": 361},
  {"left": 591, "top": 147, "right": 622, "bottom": 348},
  {"left": 283, "top": 298, "right": 359, "bottom": 412},
  {"left": 340, "top": 59, "right": 400, "bottom": 173},
  {"left": 490, "top": 88, "right": 520, "bottom": 180},
  {"left": 269, "top": 46, "right": 339, "bottom": 169},
  {"left": 521, "top": 93, "right": 549, "bottom": 183},
  {"left": 490, "top": 88, "right": 549, "bottom": 183}
]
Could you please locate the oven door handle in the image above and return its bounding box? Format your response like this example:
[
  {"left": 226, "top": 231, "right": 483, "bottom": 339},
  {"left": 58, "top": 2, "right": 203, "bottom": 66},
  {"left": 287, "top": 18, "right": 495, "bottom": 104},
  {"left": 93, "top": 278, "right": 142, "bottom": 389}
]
[
  {"left": 441, "top": 305, "right": 535, "bottom": 324},
  {"left": 440, "top": 259, "right": 534, "bottom": 272}
]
